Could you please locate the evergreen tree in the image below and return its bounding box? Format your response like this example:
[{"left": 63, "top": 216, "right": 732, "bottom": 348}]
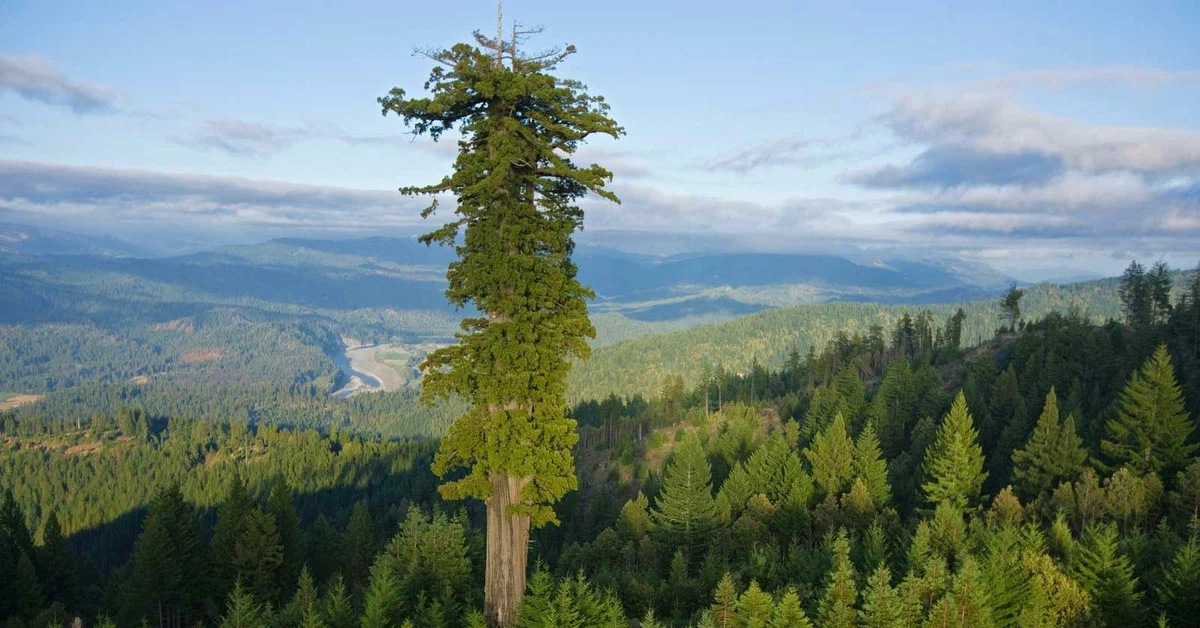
[
  {"left": 1102, "top": 344, "right": 1196, "bottom": 478},
  {"left": 308, "top": 514, "right": 338, "bottom": 586},
  {"left": 267, "top": 475, "right": 305, "bottom": 601},
  {"left": 219, "top": 583, "right": 269, "bottom": 628},
  {"left": 923, "top": 392, "right": 988, "bottom": 512},
  {"left": 1120, "top": 261, "right": 1153, "bottom": 330},
  {"left": 1001, "top": 283, "right": 1024, "bottom": 331},
  {"left": 804, "top": 413, "right": 854, "bottom": 497},
  {"left": 853, "top": 424, "right": 892, "bottom": 506},
  {"left": 1155, "top": 538, "right": 1200, "bottom": 628},
  {"left": 212, "top": 475, "right": 254, "bottom": 601},
  {"left": 817, "top": 532, "right": 858, "bottom": 628},
  {"left": 770, "top": 588, "right": 811, "bottom": 628},
  {"left": 234, "top": 507, "right": 284, "bottom": 604},
  {"left": 11, "top": 550, "right": 43, "bottom": 621},
  {"left": 382, "top": 17, "right": 624, "bottom": 627},
  {"left": 1069, "top": 524, "right": 1142, "bottom": 627},
  {"left": 1012, "top": 388, "right": 1086, "bottom": 499},
  {"left": 321, "top": 576, "right": 356, "bottom": 628},
  {"left": 651, "top": 434, "right": 719, "bottom": 553},
  {"left": 38, "top": 510, "right": 78, "bottom": 612},
  {"left": 711, "top": 573, "right": 739, "bottom": 628},
  {"left": 342, "top": 500, "right": 375, "bottom": 594},
  {"left": 861, "top": 566, "right": 902, "bottom": 628},
  {"left": 736, "top": 581, "right": 774, "bottom": 628},
  {"left": 360, "top": 563, "right": 405, "bottom": 628}
]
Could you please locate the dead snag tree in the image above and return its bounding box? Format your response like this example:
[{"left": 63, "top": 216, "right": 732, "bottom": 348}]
[{"left": 379, "top": 22, "right": 623, "bottom": 628}]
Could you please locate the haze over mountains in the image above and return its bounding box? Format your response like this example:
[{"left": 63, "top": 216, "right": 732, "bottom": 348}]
[{"left": 1, "top": 221, "right": 1018, "bottom": 324}]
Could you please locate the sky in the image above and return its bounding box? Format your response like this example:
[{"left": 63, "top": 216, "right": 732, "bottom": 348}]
[{"left": 1, "top": 0, "right": 1198, "bottom": 278}]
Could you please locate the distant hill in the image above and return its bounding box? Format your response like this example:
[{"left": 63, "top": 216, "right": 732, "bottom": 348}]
[
  {"left": 568, "top": 275, "right": 1132, "bottom": 402},
  {"left": 0, "top": 222, "right": 152, "bottom": 257}
]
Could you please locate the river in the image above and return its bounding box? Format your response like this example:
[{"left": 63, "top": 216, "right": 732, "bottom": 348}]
[{"left": 330, "top": 344, "right": 386, "bottom": 399}]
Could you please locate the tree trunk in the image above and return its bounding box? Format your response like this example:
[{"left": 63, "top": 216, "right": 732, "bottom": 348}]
[{"left": 485, "top": 472, "right": 531, "bottom": 628}]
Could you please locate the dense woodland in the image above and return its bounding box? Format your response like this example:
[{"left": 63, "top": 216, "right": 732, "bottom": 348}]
[{"left": 2, "top": 259, "right": 1200, "bottom": 626}]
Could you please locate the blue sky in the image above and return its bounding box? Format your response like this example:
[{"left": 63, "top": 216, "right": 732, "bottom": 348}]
[{"left": 1, "top": 0, "right": 1198, "bottom": 278}]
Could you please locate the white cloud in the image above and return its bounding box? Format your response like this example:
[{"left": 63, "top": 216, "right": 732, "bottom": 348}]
[{"left": 0, "top": 54, "right": 119, "bottom": 114}]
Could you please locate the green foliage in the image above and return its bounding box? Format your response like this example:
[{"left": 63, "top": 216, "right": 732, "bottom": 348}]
[
  {"left": 923, "top": 392, "right": 988, "bottom": 512},
  {"left": 1155, "top": 538, "right": 1200, "bottom": 627},
  {"left": 384, "top": 35, "right": 623, "bottom": 527},
  {"left": 817, "top": 532, "right": 858, "bottom": 628},
  {"left": 651, "top": 434, "right": 719, "bottom": 552},
  {"left": 219, "top": 582, "right": 270, "bottom": 628},
  {"left": 805, "top": 413, "right": 854, "bottom": 497},
  {"left": 1102, "top": 344, "right": 1196, "bottom": 478},
  {"left": 1068, "top": 524, "right": 1142, "bottom": 627},
  {"left": 861, "top": 566, "right": 903, "bottom": 628},
  {"left": 1012, "top": 388, "right": 1086, "bottom": 499}
]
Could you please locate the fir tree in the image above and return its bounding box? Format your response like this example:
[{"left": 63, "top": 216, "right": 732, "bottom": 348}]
[
  {"left": 383, "top": 15, "right": 624, "bottom": 627},
  {"left": 1102, "top": 344, "right": 1196, "bottom": 478},
  {"left": 11, "top": 550, "right": 43, "bottom": 621},
  {"left": 38, "top": 510, "right": 78, "bottom": 612},
  {"left": 308, "top": 514, "right": 338, "bottom": 586},
  {"left": 267, "top": 475, "right": 304, "bottom": 601},
  {"left": 212, "top": 475, "right": 254, "bottom": 600},
  {"left": 361, "top": 561, "right": 405, "bottom": 628},
  {"left": 1069, "top": 524, "right": 1142, "bottom": 627},
  {"left": 817, "top": 532, "right": 858, "bottom": 628},
  {"left": 860, "top": 566, "right": 902, "bottom": 628},
  {"left": 1155, "top": 538, "right": 1200, "bottom": 627},
  {"left": 234, "top": 507, "right": 284, "bottom": 604},
  {"left": 342, "top": 500, "right": 375, "bottom": 594},
  {"left": 923, "top": 392, "right": 988, "bottom": 512},
  {"left": 651, "top": 434, "right": 719, "bottom": 553},
  {"left": 321, "top": 576, "right": 356, "bottom": 628},
  {"left": 770, "top": 588, "right": 812, "bottom": 628},
  {"left": 853, "top": 424, "right": 892, "bottom": 506},
  {"left": 219, "top": 582, "right": 269, "bottom": 628},
  {"left": 736, "top": 580, "right": 775, "bottom": 628},
  {"left": 711, "top": 573, "right": 739, "bottom": 628},
  {"left": 805, "top": 413, "right": 854, "bottom": 497},
  {"left": 1012, "top": 388, "right": 1087, "bottom": 499}
]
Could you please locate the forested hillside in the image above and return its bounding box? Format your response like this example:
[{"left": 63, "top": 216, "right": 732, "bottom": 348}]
[
  {"left": 570, "top": 272, "right": 1142, "bottom": 401},
  {"left": 0, "top": 232, "right": 1131, "bottom": 437},
  {"left": 3, "top": 259, "right": 1200, "bottom": 627}
]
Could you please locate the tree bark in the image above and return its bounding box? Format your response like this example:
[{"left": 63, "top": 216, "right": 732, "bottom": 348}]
[{"left": 485, "top": 471, "right": 531, "bottom": 628}]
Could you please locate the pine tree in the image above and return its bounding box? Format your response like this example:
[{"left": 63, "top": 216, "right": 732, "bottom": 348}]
[
  {"left": 342, "top": 500, "right": 375, "bottom": 594},
  {"left": 1012, "top": 388, "right": 1086, "bottom": 499},
  {"left": 770, "top": 588, "right": 812, "bottom": 628},
  {"left": 711, "top": 573, "right": 739, "bottom": 628},
  {"left": 212, "top": 475, "right": 253, "bottom": 600},
  {"left": 11, "top": 550, "right": 43, "bottom": 620},
  {"left": 234, "top": 507, "right": 284, "bottom": 604},
  {"left": 360, "top": 562, "right": 405, "bottom": 628},
  {"left": 651, "top": 434, "right": 719, "bottom": 553},
  {"left": 267, "top": 475, "right": 304, "bottom": 601},
  {"left": 733, "top": 580, "right": 773, "bottom": 628},
  {"left": 308, "top": 514, "right": 338, "bottom": 586},
  {"left": 1001, "top": 283, "right": 1024, "bottom": 331},
  {"left": 853, "top": 425, "right": 892, "bottom": 506},
  {"left": 805, "top": 413, "right": 854, "bottom": 497},
  {"left": 1155, "top": 538, "right": 1200, "bottom": 627},
  {"left": 861, "top": 566, "right": 902, "bottom": 628},
  {"left": 219, "top": 582, "right": 269, "bottom": 628},
  {"left": 1069, "top": 524, "right": 1142, "bottom": 627},
  {"left": 383, "top": 16, "right": 624, "bottom": 627},
  {"left": 817, "top": 532, "right": 858, "bottom": 628},
  {"left": 923, "top": 392, "right": 988, "bottom": 512},
  {"left": 39, "top": 510, "right": 78, "bottom": 611},
  {"left": 1102, "top": 344, "right": 1196, "bottom": 478},
  {"left": 924, "top": 558, "right": 993, "bottom": 628},
  {"left": 321, "top": 576, "right": 356, "bottom": 628}
]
